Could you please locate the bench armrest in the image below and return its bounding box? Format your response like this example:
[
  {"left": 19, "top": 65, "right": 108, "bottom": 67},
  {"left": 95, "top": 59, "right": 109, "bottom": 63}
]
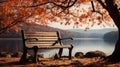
[
  {"left": 52, "top": 38, "right": 73, "bottom": 46},
  {"left": 60, "top": 38, "right": 73, "bottom": 40}
]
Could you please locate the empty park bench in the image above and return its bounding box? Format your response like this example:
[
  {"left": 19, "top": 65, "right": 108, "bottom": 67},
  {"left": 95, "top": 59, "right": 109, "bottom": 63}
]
[{"left": 20, "top": 30, "right": 73, "bottom": 63}]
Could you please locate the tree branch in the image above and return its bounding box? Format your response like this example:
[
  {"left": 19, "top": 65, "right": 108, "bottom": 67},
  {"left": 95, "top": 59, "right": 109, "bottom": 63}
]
[
  {"left": 97, "top": 0, "right": 107, "bottom": 9},
  {"left": 91, "top": 1, "right": 95, "bottom": 12},
  {"left": 64, "top": 0, "right": 77, "bottom": 8},
  {"left": 0, "top": 19, "right": 23, "bottom": 34},
  {"left": 21, "top": 0, "right": 77, "bottom": 10}
]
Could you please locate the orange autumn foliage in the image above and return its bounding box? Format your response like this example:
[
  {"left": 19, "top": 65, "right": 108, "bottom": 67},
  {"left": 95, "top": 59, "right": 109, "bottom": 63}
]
[{"left": 0, "top": 0, "right": 119, "bottom": 33}]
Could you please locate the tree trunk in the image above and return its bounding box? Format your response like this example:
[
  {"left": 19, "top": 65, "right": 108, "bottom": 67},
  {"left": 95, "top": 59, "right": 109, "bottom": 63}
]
[
  {"left": 107, "top": 27, "right": 120, "bottom": 62},
  {"left": 105, "top": 0, "right": 120, "bottom": 62}
]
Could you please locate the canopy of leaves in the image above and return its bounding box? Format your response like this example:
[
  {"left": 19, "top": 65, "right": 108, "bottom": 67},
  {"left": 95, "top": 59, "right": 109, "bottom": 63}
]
[{"left": 0, "top": 0, "right": 119, "bottom": 33}]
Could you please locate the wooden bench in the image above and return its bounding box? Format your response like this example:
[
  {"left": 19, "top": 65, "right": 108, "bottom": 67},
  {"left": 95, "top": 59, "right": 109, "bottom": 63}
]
[{"left": 20, "top": 30, "right": 73, "bottom": 63}]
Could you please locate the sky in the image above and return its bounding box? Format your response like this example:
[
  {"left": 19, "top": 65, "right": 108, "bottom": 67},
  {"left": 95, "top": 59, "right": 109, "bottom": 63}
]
[{"left": 48, "top": 22, "right": 117, "bottom": 30}]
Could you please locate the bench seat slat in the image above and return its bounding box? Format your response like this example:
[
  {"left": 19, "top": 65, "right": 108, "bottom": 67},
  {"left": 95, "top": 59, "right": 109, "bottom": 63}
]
[
  {"left": 26, "top": 42, "right": 61, "bottom": 46},
  {"left": 24, "top": 35, "right": 58, "bottom": 37},
  {"left": 26, "top": 42, "right": 56, "bottom": 44},
  {"left": 27, "top": 45, "right": 72, "bottom": 49},
  {"left": 24, "top": 37, "right": 58, "bottom": 39},
  {"left": 25, "top": 32, "right": 57, "bottom": 34},
  {"left": 24, "top": 32, "right": 57, "bottom": 37},
  {"left": 26, "top": 44, "right": 61, "bottom": 46},
  {"left": 24, "top": 37, "right": 58, "bottom": 40}
]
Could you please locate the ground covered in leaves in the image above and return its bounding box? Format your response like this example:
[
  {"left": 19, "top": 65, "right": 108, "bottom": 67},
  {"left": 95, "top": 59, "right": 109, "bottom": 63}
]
[{"left": 0, "top": 57, "right": 120, "bottom": 67}]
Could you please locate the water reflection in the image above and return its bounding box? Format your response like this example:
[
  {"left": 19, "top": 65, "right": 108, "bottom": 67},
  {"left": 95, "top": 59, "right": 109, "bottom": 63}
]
[{"left": 0, "top": 40, "right": 23, "bottom": 52}]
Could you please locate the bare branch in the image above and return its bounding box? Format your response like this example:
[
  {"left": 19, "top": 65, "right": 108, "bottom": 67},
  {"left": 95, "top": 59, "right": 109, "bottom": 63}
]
[
  {"left": 20, "top": 0, "right": 77, "bottom": 10},
  {"left": 90, "top": 0, "right": 108, "bottom": 25},
  {"left": 62, "top": 0, "right": 68, "bottom": 3},
  {"left": 0, "top": 19, "right": 23, "bottom": 34},
  {"left": 91, "top": 1, "right": 95, "bottom": 12},
  {"left": 65, "top": 0, "right": 77, "bottom": 8},
  {"left": 97, "top": 0, "right": 107, "bottom": 9}
]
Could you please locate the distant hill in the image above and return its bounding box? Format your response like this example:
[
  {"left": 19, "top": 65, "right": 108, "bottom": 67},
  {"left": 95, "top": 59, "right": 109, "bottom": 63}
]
[
  {"left": 0, "top": 22, "right": 118, "bottom": 38},
  {"left": 69, "top": 28, "right": 118, "bottom": 34},
  {"left": 69, "top": 28, "right": 118, "bottom": 38},
  {"left": 103, "top": 31, "right": 118, "bottom": 43},
  {"left": 0, "top": 23, "right": 82, "bottom": 38}
]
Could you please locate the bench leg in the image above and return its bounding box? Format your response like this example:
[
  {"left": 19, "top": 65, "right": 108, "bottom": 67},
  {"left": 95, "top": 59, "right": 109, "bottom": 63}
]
[
  {"left": 58, "top": 48, "right": 63, "bottom": 58},
  {"left": 69, "top": 45, "right": 73, "bottom": 60},
  {"left": 19, "top": 48, "right": 27, "bottom": 63},
  {"left": 33, "top": 46, "right": 38, "bottom": 63}
]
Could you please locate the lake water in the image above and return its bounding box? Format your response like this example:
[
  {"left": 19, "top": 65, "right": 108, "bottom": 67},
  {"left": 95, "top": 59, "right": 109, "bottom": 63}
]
[
  {"left": 0, "top": 38, "right": 116, "bottom": 58},
  {"left": 40, "top": 38, "right": 116, "bottom": 57}
]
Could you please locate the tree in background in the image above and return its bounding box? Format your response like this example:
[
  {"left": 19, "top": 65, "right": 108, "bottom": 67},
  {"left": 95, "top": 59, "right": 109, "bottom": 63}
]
[{"left": 0, "top": 0, "right": 120, "bottom": 63}]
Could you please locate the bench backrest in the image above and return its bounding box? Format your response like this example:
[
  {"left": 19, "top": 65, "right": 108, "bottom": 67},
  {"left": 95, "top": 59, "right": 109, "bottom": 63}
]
[{"left": 21, "top": 30, "right": 63, "bottom": 48}]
